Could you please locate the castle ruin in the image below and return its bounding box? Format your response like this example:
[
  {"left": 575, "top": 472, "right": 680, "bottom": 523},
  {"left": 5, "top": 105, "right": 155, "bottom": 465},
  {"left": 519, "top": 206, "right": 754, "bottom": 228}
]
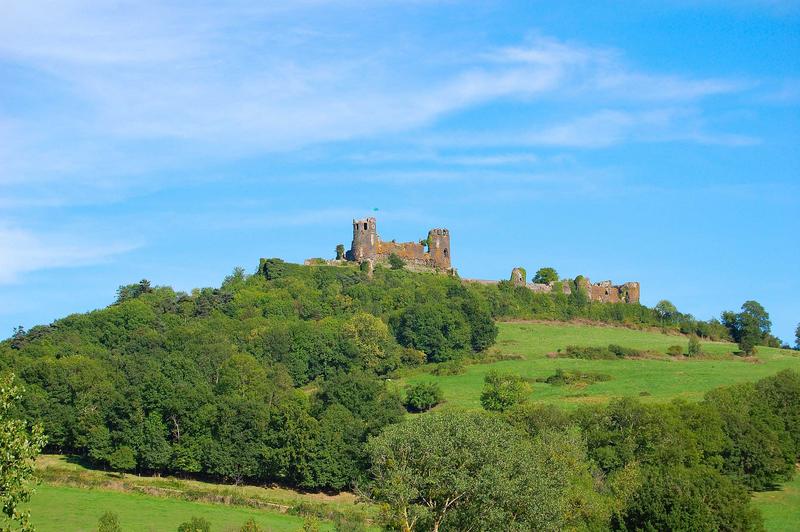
[
  {"left": 468, "top": 267, "right": 640, "bottom": 304},
  {"left": 347, "top": 217, "right": 451, "bottom": 271},
  {"left": 305, "top": 217, "right": 640, "bottom": 303}
]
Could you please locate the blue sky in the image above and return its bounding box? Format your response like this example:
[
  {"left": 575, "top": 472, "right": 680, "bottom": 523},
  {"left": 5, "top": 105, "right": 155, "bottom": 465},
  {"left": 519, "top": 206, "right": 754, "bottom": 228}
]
[{"left": 1, "top": 1, "right": 798, "bottom": 342}]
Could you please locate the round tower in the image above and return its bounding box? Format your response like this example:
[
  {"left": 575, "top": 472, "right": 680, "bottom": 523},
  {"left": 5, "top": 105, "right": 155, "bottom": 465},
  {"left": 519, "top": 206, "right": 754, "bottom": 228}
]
[
  {"left": 349, "top": 217, "right": 378, "bottom": 261},
  {"left": 427, "top": 228, "right": 451, "bottom": 269}
]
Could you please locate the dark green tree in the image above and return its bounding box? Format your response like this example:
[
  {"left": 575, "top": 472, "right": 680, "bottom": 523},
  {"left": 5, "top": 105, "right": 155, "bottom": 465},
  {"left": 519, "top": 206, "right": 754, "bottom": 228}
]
[
  {"left": 532, "top": 267, "right": 558, "bottom": 284},
  {"left": 722, "top": 301, "right": 772, "bottom": 355},
  {"left": 108, "top": 446, "right": 137, "bottom": 476},
  {"left": 335, "top": 244, "right": 346, "bottom": 260}
]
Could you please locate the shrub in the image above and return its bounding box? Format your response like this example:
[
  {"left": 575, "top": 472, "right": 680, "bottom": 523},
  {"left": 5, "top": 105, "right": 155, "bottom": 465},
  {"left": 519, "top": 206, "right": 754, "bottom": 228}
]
[
  {"left": 667, "top": 345, "right": 684, "bottom": 357},
  {"left": 178, "top": 517, "right": 211, "bottom": 532},
  {"left": 561, "top": 344, "right": 643, "bottom": 360},
  {"left": 240, "top": 518, "right": 263, "bottom": 532},
  {"left": 388, "top": 253, "right": 405, "bottom": 270},
  {"left": 480, "top": 370, "right": 531, "bottom": 412},
  {"left": 97, "top": 512, "right": 122, "bottom": 532},
  {"left": 405, "top": 382, "right": 443, "bottom": 412},
  {"left": 688, "top": 335, "right": 702, "bottom": 356},
  {"left": 540, "top": 368, "right": 612, "bottom": 386},
  {"left": 430, "top": 360, "right": 465, "bottom": 376}
]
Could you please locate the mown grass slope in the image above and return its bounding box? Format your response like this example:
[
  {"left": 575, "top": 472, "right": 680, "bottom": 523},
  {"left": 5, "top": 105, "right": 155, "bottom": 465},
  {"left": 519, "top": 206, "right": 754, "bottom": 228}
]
[
  {"left": 29, "top": 484, "right": 312, "bottom": 532},
  {"left": 27, "top": 455, "right": 370, "bottom": 531},
  {"left": 404, "top": 321, "right": 800, "bottom": 409}
]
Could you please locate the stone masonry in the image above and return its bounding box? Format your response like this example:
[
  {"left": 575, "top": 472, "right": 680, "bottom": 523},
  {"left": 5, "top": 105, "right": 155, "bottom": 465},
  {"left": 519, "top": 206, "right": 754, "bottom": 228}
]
[{"left": 345, "top": 217, "right": 452, "bottom": 271}]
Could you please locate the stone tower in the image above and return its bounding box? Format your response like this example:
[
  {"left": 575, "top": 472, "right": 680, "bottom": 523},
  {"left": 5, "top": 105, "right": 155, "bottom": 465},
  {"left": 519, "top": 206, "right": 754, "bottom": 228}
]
[
  {"left": 511, "top": 267, "right": 526, "bottom": 287},
  {"left": 427, "top": 228, "right": 451, "bottom": 270},
  {"left": 349, "top": 217, "right": 378, "bottom": 261}
]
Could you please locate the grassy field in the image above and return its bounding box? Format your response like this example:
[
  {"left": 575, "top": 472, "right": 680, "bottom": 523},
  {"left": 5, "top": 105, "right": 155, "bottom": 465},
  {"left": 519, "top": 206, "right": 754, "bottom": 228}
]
[
  {"left": 29, "top": 484, "right": 312, "bottom": 532},
  {"left": 752, "top": 469, "right": 800, "bottom": 532},
  {"left": 28, "top": 455, "right": 371, "bottom": 531},
  {"left": 403, "top": 321, "right": 800, "bottom": 409}
]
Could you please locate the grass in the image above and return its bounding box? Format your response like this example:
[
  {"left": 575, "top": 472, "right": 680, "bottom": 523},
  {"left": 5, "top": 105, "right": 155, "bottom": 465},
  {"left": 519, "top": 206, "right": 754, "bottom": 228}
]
[
  {"left": 403, "top": 321, "right": 800, "bottom": 409},
  {"left": 752, "top": 469, "right": 800, "bottom": 531},
  {"left": 28, "top": 484, "right": 312, "bottom": 532},
  {"left": 29, "top": 455, "right": 373, "bottom": 531}
]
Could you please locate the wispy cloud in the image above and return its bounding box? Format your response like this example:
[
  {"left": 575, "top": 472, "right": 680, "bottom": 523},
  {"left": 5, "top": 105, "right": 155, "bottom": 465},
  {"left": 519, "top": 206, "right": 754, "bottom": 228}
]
[
  {"left": 0, "top": 224, "right": 140, "bottom": 284},
  {"left": 0, "top": 1, "right": 769, "bottom": 207}
]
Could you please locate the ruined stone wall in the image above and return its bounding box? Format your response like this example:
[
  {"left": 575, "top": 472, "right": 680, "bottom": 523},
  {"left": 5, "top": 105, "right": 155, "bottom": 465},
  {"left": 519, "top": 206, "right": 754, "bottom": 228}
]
[
  {"left": 345, "top": 217, "right": 451, "bottom": 271},
  {"left": 376, "top": 240, "right": 427, "bottom": 261},
  {"left": 586, "top": 280, "right": 640, "bottom": 304},
  {"left": 427, "top": 229, "right": 451, "bottom": 270},
  {"left": 464, "top": 269, "right": 640, "bottom": 304}
]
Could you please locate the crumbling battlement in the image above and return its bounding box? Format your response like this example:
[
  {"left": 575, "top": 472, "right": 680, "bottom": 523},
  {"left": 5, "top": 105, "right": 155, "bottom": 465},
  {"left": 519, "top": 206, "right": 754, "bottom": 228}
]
[
  {"left": 343, "top": 217, "right": 452, "bottom": 271},
  {"left": 464, "top": 269, "right": 640, "bottom": 304}
]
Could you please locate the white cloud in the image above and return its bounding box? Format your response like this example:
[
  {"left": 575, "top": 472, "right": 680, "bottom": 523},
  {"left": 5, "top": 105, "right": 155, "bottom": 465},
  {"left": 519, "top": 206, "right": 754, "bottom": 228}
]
[
  {"left": 0, "top": 2, "right": 762, "bottom": 201},
  {"left": 0, "top": 225, "right": 139, "bottom": 283}
]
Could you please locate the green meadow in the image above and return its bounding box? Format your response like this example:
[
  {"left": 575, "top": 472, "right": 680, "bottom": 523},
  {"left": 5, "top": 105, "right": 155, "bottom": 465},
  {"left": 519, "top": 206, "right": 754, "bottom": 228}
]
[
  {"left": 753, "top": 471, "right": 800, "bottom": 532},
  {"left": 28, "top": 484, "right": 312, "bottom": 532},
  {"left": 403, "top": 321, "right": 800, "bottom": 409}
]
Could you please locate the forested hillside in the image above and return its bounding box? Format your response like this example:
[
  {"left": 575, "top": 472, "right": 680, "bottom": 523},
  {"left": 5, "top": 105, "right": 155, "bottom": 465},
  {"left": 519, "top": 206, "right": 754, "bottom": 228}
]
[{"left": 3, "top": 260, "right": 798, "bottom": 530}]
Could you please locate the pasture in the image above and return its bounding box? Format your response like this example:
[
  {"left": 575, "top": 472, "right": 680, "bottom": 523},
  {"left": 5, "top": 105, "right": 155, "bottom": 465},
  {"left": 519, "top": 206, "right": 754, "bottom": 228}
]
[{"left": 403, "top": 321, "right": 800, "bottom": 409}]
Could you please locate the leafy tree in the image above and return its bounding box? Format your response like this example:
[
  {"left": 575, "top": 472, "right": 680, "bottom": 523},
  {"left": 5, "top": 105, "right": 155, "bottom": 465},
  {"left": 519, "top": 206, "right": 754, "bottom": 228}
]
[
  {"left": 115, "top": 279, "right": 153, "bottom": 303},
  {"left": 139, "top": 412, "right": 171, "bottom": 471},
  {"left": 97, "top": 511, "right": 122, "bottom": 532},
  {"left": 388, "top": 253, "right": 405, "bottom": 270},
  {"left": 704, "top": 383, "right": 794, "bottom": 490},
  {"left": 620, "top": 464, "right": 762, "bottom": 531},
  {"left": 480, "top": 370, "right": 531, "bottom": 412},
  {"left": 177, "top": 517, "right": 211, "bottom": 532},
  {"left": 366, "top": 411, "right": 575, "bottom": 532},
  {"left": 314, "top": 370, "right": 404, "bottom": 436},
  {"left": 335, "top": 244, "right": 346, "bottom": 260},
  {"left": 688, "top": 335, "right": 702, "bottom": 357},
  {"left": 404, "top": 382, "right": 443, "bottom": 412},
  {"left": 108, "top": 446, "right": 137, "bottom": 476},
  {"left": 795, "top": 322, "right": 800, "bottom": 349},
  {"left": 722, "top": 301, "right": 772, "bottom": 355},
  {"left": 654, "top": 300, "right": 678, "bottom": 324},
  {"left": 0, "top": 373, "right": 47, "bottom": 532},
  {"left": 342, "top": 312, "right": 397, "bottom": 374},
  {"left": 394, "top": 303, "right": 471, "bottom": 362},
  {"left": 532, "top": 267, "right": 558, "bottom": 284}
]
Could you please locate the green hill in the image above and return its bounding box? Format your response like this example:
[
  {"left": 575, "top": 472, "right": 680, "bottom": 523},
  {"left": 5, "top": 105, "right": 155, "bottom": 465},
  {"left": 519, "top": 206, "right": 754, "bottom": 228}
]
[
  {"left": 403, "top": 321, "right": 800, "bottom": 409},
  {"left": 2, "top": 262, "right": 798, "bottom": 531}
]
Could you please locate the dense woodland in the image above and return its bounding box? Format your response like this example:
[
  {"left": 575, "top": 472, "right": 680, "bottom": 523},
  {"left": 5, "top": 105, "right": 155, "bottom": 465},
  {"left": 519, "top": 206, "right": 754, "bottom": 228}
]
[{"left": 2, "top": 260, "right": 798, "bottom": 530}]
